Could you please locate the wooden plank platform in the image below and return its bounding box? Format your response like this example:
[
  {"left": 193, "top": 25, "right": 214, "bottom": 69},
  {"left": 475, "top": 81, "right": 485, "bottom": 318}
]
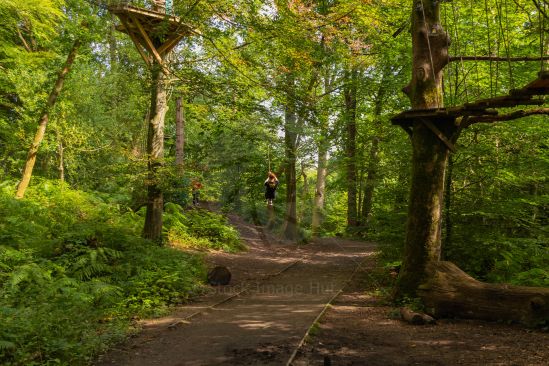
[
  {"left": 109, "top": 4, "right": 198, "bottom": 67},
  {"left": 392, "top": 71, "right": 549, "bottom": 127},
  {"left": 109, "top": 4, "right": 194, "bottom": 40}
]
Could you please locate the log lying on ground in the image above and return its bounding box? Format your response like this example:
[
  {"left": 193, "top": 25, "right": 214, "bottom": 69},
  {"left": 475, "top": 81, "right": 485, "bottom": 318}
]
[{"left": 419, "top": 261, "right": 549, "bottom": 326}]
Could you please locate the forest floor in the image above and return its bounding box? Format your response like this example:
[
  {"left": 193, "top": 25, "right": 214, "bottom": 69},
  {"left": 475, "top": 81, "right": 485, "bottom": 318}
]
[{"left": 96, "top": 207, "right": 549, "bottom": 366}]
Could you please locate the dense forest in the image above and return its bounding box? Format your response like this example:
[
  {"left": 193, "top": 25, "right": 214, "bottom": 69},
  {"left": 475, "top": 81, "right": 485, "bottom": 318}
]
[{"left": 0, "top": 0, "right": 548, "bottom": 364}]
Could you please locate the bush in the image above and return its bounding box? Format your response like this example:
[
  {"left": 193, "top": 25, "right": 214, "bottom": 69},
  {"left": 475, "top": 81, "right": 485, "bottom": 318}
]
[
  {"left": 0, "top": 180, "right": 207, "bottom": 365},
  {"left": 164, "top": 203, "right": 245, "bottom": 252}
]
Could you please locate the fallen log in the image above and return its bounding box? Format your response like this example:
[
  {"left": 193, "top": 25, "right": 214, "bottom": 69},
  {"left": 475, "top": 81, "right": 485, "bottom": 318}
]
[{"left": 418, "top": 261, "right": 549, "bottom": 326}]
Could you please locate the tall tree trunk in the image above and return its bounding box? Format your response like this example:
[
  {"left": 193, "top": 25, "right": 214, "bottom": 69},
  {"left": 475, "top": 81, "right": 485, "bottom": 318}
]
[
  {"left": 298, "top": 163, "right": 309, "bottom": 223},
  {"left": 311, "top": 67, "right": 332, "bottom": 237},
  {"left": 16, "top": 40, "right": 80, "bottom": 198},
  {"left": 143, "top": 62, "right": 168, "bottom": 243},
  {"left": 57, "top": 130, "right": 64, "bottom": 183},
  {"left": 395, "top": 0, "right": 453, "bottom": 297},
  {"left": 361, "top": 78, "right": 387, "bottom": 226},
  {"left": 108, "top": 13, "right": 118, "bottom": 67},
  {"left": 283, "top": 78, "right": 299, "bottom": 241},
  {"left": 344, "top": 67, "right": 358, "bottom": 228},
  {"left": 234, "top": 164, "right": 243, "bottom": 212},
  {"left": 175, "top": 96, "right": 185, "bottom": 175},
  {"left": 311, "top": 137, "right": 328, "bottom": 237},
  {"left": 361, "top": 137, "right": 379, "bottom": 226}
]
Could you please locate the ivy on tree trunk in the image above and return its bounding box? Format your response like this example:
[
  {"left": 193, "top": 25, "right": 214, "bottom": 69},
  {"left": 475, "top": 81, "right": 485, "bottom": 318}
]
[
  {"left": 395, "top": 0, "right": 453, "bottom": 297},
  {"left": 143, "top": 63, "right": 168, "bottom": 243}
]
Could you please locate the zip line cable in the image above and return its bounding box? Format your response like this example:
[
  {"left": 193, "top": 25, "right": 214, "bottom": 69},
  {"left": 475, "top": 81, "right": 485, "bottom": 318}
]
[
  {"left": 484, "top": 0, "right": 495, "bottom": 97},
  {"left": 267, "top": 143, "right": 271, "bottom": 172}
]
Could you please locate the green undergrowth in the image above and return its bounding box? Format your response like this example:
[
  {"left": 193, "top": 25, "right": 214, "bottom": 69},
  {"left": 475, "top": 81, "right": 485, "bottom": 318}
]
[
  {"left": 164, "top": 203, "right": 245, "bottom": 252},
  {"left": 0, "top": 179, "right": 241, "bottom": 365},
  {"left": 366, "top": 209, "right": 548, "bottom": 288}
]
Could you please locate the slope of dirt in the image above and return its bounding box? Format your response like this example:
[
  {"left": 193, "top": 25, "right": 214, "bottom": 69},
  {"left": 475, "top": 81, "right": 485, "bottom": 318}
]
[
  {"left": 95, "top": 208, "right": 375, "bottom": 366},
  {"left": 96, "top": 207, "right": 548, "bottom": 366},
  {"left": 291, "top": 263, "right": 549, "bottom": 366}
]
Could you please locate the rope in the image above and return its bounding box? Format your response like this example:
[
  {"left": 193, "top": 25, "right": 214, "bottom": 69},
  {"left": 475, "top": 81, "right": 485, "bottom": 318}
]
[
  {"left": 443, "top": 3, "right": 455, "bottom": 106},
  {"left": 538, "top": 0, "right": 546, "bottom": 71},
  {"left": 495, "top": 0, "right": 514, "bottom": 89},
  {"left": 451, "top": 0, "right": 469, "bottom": 103},
  {"left": 267, "top": 142, "right": 271, "bottom": 172},
  {"left": 470, "top": 0, "right": 481, "bottom": 99},
  {"left": 504, "top": 0, "right": 514, "bottom": 88},
  {"left": 484, "top": 0, "right": 495, "bottom": 97}
]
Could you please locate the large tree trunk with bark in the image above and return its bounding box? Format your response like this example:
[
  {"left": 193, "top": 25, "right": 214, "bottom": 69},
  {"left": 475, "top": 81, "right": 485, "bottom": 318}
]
[
  {"left": 395, "top": 0, "right": 452, "bottom": 296},
  {"left": 143, "top": 63, "right": 168, "bottom": 243},
  {"left": 16, "top": 40, "right": 80, "bottom": 198},
  {"left": 344, "top": 67, "right": 358, "bottom": 228},
  {"left": 396, "top": 118, "right": 454, "bottom": 295}
]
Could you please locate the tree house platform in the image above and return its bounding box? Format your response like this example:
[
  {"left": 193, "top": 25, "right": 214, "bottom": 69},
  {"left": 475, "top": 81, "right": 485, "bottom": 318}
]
[
  {"left": 109, "top": 4, "right": 195, "bottom": 67},
  {"left": 392, "top": 71, "right": 549, "bottom": 127}
]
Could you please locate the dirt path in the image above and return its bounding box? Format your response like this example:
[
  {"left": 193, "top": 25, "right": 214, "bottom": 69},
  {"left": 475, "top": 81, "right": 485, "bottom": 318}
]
[
  {"left": 96, "top": 210, "right": 549, "bottom": 366},
  {"left": 96, "top": 211, "right": 375, "bottom": 366},
  {"left": 292, "top": 261, "right": 549, "bottom": 366}
]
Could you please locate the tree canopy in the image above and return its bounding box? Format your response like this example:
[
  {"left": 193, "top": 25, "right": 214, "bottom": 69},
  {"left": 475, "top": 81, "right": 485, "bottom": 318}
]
[{"left": 0, "top": 0, "right": 547, "bottom": 363}]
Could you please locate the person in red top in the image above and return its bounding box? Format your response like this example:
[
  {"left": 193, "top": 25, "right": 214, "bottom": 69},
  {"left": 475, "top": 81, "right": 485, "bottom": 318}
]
[
  {"left": 191, "top": 179, "right": 203, "bottom": 206},
  {"left": 264, "top": 172, "right": 279, "bottom": 206}
]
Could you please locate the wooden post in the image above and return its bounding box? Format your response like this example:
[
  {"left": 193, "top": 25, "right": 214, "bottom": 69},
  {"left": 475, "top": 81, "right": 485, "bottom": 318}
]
[{"left": 152, "top": 0, "right": 166, "bottom": 13}]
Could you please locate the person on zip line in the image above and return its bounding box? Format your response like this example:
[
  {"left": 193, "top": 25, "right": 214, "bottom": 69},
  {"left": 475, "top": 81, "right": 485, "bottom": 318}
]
[{"left": 264, "top": 171, "right": 279, "bottom": 206}]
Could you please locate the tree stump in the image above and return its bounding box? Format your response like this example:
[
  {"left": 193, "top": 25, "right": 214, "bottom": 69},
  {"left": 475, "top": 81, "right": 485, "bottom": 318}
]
[{"left": 207, "top": 266, "right": 231, "bottom": 286}]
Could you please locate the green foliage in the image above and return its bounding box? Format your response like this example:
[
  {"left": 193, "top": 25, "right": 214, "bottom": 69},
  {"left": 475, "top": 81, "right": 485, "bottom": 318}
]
[
  {"left": 164, "top": 203, "right": 245, "bottom": 252},
  {"left": 0, "top": 181, "right": 207, "bottom": 365},
  {"left": 0, "top": 1, "right": 547, "bottom": 363},
  {"left": 487, "top": 238, "right": 548, "bottom": 287}
]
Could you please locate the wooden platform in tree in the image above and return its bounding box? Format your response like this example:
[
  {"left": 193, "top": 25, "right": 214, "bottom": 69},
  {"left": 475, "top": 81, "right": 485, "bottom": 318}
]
[
  {"left": 109, "top": 4, "right": 195, "bottom": 67},
  {"left": 392, "top": 71, "right": 549, "bottom": 127}
]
